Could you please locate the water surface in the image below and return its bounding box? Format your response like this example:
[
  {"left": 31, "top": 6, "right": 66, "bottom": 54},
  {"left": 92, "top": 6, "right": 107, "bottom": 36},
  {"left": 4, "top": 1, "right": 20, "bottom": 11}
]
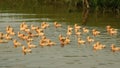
[{"left": 0, "top": 9, "right": 120, "bottom": 68}]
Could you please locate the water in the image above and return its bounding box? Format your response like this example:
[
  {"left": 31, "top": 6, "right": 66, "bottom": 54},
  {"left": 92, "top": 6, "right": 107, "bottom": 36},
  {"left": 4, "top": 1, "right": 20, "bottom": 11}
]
[{"left": 0, "top": 9, "right": 120, "bottom": 68}]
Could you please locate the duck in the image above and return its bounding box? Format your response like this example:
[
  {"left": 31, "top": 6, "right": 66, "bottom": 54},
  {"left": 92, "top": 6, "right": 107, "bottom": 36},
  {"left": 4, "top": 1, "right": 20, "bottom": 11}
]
[
  {"left": 109, "top": 28, "right": 117, "bottom": 36},
  {"left": 27, "top": 42, "right": 37, "bottom": 49},
  {"left": 47, "top": 40, "right": 56, "bottom": 47},
  {"left": 82, "top": 27, "right": 89, "bottom": 33},
  {"left": 20, "top": 22, "right": 28, "bottom": 31},
  {"left": 64, "top": 36, "right": 71, "bottom": 44},
  {"left": 87, "top": 36, "right": 94, "bottom": 43},
  {"left": 6, "top": 26, "right": 14, "bottom": 35},
  {"left": 4, "top": 34, "right": 12, "bottom": 40},
  {"left": 8, "top": 29, "right": 15, "bottom": 35},
  {"left": 75, "top": 31, "right": 81, "bottom": 37},
  {"left": 41, "top": 22, "right": 49, "bottom": 29},
  {"left": 37, "top": 31, "right": 45, "bottom": 36},
  {"left": 74, "top": 24, "right": 81, "bottom": 29},
  {"left": 0, "top": 39, "right": 8, "bottom": 43},
  {"left": 31, "top": 24, "right": 38, "bottom": 30},
  {"left": 111, "top": 44, "right": 120, "bottom": 52},
  {"left": 24, "top": 28, "right": 31, "bottom": 33},
  {"left": 59, "top": 34, "right": 65, "bottom": 41},
  {"left": 106, "top": 25, "right": 111, "bottom": 33},
  {"left": 92, "top": 29, "right": 100, "bottom": 36},
  {"left": 59, "top": 38, "right": 66, "bottom": 47},
  {"left": 66, "top": 30, "right": 72, "bottom": 37},
  {"left": 54, "top": 22, "right": 61, "bottom": 28},
  {"left": 67, "top": 25, "right": 73, "bottom": 31},
  {"left": 77, "top": 38, "right": 85, "bottom": 45},
  {"left": 17, "top": 32, "right": 24, "bottom": 38},
  {"left": 39, "top": 40, "right": 48, "bottom": 48},
  {"left": 93, "top": 42, "right": 105, "bottom": 50},
  {"left": 0, "top": 32, "right": 4, "bottom": 39},
  {"left": 22, "top": 22, "right": 28, "bottom": 29},
  {"left": 13, "top": 39, "right": 22, "bottom": 48},
  {"left": 35, "top": 27, "right": 43, "bottom": 33},
  {"left": 26, "top": 36, "right": 33, "bottom": 42},
  {"left": 22, "top": 45, "right": 32, "bottom": 55},
  {"left": 27, "top": 32, "right": 37, "bottom": 37}
]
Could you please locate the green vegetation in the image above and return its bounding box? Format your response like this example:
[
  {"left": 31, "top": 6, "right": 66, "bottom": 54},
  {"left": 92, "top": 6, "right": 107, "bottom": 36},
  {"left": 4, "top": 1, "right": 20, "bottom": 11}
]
[{"left": 0, "top": 0, "right": 120, "bottom": 13}]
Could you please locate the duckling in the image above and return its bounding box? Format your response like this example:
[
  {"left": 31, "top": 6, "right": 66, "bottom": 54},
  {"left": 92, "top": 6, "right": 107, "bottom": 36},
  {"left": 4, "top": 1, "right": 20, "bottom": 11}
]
[
  {"left": 31, "top": 24, "right": 38, "bottom": 30},
  {"left": 22, "top": 22, "right": 28, "bottom": 29},
  {"left": 75, "top": 31, "right": 81, "bottom": 37},
  {"left": 82, "top": 27, "right": 89, "bottom": 33},
  {"left": 41, "top": 22, "right": 49, "bottom": 29},
  {"left": 54, "top": 22, "right": 61, "bottom": 28},
  {"left": 67, "top": 25, "right": 73, "bottom": 31},
  {"left": 27, "top": 42, "right": 37, "bottom": 49},
  {"left": 59, "top": 34, "right": 64, "bottom": 41},
  {"left": 93, "top": 42, "right": 105, "bottom": 50},
  {"left": 109, "top": 28, "right": 117, "bottom": 36},
  {"left": 64, "top": 36, "right": 71, "bottom": 44},
  {"left": 17, "top": 32, "right": 24, "bottom": 38},
  {"left": 13, "top": 39, "right": 22, "bottom": 48},
  {"left": 20, "top": 22, "right": 28, "bottom": 31},
  {"left": 6, "top": 26, "right": 14, "bottom": 35},
  {"left": 92, "top": 29, "right": 100, "bottom": 36},
  {"left": 78, "top": 38, "right": 85, "bottom": 45},
  {"left": 66, "top": 30, "right": 72, "bottom": 37},
  {"left": 22, "top": 35, "right": 29, "bottom": 41},
  {"left": 37, "top": 31, "right": 45, "bottom": 36},
  {"left": 47, "top": 40, "right": 56, "bottom": 47},
  {"left": 26, "top": 36, "right": 33, "bottom": 42},
  {"left": 59, "top": 38, "right": 66, "bottom": 47},
  {"left": 4, "top": 34, "right": 12, "bottom": 40},
  {"left": 8, "top": 29, "right": 16, "bottom": 36},
  {"left": 74, "top": 24, "right": 81, "bottom": 30},
  {"left": 87, "top": 36, "right": 94, "bottom": 43},
  {"left": 20, "top": 25, "right": 25, "bottom": 31},
  {"left": 22, "top": 45, "right": 32, "bottom": 55},
  {"left": 24, "top": 28, "right": 31, "bottom": 33},
  {"left": 0, "top": 39, "right": 8, "bottom": 43},
  {"left": 111, "top": 44, "right": 120, "bottom": 52},
  {"left": 0, "top": 32, "right": 4, "bottom": 39},
  {"left": 35, "top": 27, "right": 43, "bottom": 33},
  {"left": 39, "top": 40, "right": 48, "bottom": 48},
  {"left": 106, "top": 25, "right": 111, "bottom": 33}
]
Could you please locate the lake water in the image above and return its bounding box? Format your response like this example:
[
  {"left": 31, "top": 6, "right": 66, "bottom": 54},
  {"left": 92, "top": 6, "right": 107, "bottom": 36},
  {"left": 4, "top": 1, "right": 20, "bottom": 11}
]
[{"left": 0, "top": 9, "right": 120, "bottom": 68}]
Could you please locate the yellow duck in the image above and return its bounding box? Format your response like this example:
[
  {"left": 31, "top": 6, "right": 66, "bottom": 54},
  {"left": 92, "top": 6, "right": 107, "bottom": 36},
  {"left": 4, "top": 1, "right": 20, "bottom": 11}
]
[
  {"left": 67, "top": 25, "right": 73, "bottom": 31},
  {"left": 0, "top": 32, "right": 4, "bottom": 39},
  {"left": 27, "top": 42, "right": 37, "bottom": 49},
  {"left": 92, "top": 29, "right": 100, "bottom": 36},
  {"left": 54, "top": 22, "right": 61, "bottom": 28},
  {"left": 87, "top": 36, "right": 94, "bottom": 43},
  {"left": 13, "top": 39, "right": 22, "bottom": 48},
  {"left": 47, "top": 40, "right": 56, "bottom": 47},
  {"left": 109, "top": 28, "right": 117, "bottom": 36},
  {"left": 22, "top": 45, "right": 32, "bottom": 55},
  {"left": 31, "top": 24, "right": 38, "bottom": 30},
  {"left": 0, "top": 39, "right": 8, "bottom": 43},
  {"left": 93, "top": 42, "right": 105, "bottom": 50},
  {"left": 111, "top": 44, "right": 120, "bottom": 52},
  {"left": 74, "top": 24, "right": 81, "bottom": 30},
  {"left": 78, "top": 38, "right": 85, "bottom": 45},
  {"left": 82, "top": 27, "right": 89, "bottom": 33},
  {"left": 41, "top": 22, "right": 49, "bottom": 29},
  {"left": 4, "top": 34, "right": 12, "bottom": 40}
]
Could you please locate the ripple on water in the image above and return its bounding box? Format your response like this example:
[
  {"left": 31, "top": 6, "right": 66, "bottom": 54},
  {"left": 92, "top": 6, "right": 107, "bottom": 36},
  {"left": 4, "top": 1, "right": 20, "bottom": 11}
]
[{"left": 64, "top": 55, "right": 80, "bottom": 57}]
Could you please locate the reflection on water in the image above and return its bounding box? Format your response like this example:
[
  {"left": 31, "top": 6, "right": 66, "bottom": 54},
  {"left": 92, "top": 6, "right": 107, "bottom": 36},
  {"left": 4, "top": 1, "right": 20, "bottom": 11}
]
[
  {"left": 0, "top": 10, "right": 120, "bottom": 68},
  {"left": 82, "top": 8, "right": 89, "bottom": 25}
]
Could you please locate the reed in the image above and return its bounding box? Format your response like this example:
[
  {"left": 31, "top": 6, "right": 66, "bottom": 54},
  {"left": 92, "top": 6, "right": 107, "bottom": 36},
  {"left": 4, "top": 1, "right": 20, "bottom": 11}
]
[{"left": 0, "top": 0, "right": 119, "bottom": 12}]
